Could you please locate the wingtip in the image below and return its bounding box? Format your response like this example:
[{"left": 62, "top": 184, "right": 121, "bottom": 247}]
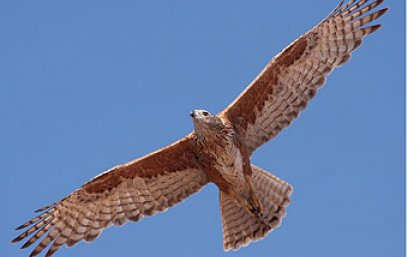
[
  {"left": 29, "top": 249, "right": 41, "bottom": 257},
  {"left": 379, "top": 7, "right": 390, "bottom": 16},
  {"left": 371, "top": 7, "right": 390, "bottom": 23},
  {"left": 366, "top": 7, "right": 389, "bottom": 24},
  {"left": 11, "top": 236, "right": 20, "bottom": 243},
  {"left": 21, "top": 241, "right": 31, "bottom": 249},
  {"left": 336, "top": 0, "right": 346, "bottom": 11},
  {"left": 371, "top": 24, "right": 382, "bottom": 32},
  {"left": 34, "top": 202, "right": 57, "bottom": 213},
  {"left": 15, "top": 224, "right": 26, "bottom": 230},
  {"left": 325, "top": 0, "right": 346, "bottom": 20},
  {"left": 11, "top": 232, "right": 26, "bottom": 243},
  {"left": 34, "top": 207, "right": 47, "bottom": 213}
]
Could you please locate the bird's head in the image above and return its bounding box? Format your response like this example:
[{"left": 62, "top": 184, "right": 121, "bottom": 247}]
[{"left": 190, "top": 109, "right": 224, "bottom": 134}]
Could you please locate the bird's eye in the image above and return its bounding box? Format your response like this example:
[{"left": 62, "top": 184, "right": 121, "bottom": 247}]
[{"left": 202, "top": 111, "right": 209, "bottom": 116}]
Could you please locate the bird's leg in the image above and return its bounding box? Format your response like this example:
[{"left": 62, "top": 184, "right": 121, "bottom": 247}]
[
  {"left": 226, "top": 186, "right": 263, "bottom": 220},
  {"left": 249, "top": 191, "right": 263, "bottom": 218}
]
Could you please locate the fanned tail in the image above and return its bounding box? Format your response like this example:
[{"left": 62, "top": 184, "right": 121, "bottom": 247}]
[{"left": 220, "top": 165, "right": 293, "bottom": 250}]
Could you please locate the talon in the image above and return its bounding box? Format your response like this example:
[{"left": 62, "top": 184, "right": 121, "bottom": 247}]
[
  {"left": 248, "top": 205, "right": 263, "bottom": 219},
  {"left": 251, "top": 206, "right": 260, "bottom": 215}
]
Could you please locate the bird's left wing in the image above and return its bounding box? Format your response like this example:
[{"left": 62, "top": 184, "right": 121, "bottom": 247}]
[
  {"left": 12, "top": 135, "right": 208, "bottom": 257},
  {"left": 220, "top": 0, "right": 388, "bottom": 154}
]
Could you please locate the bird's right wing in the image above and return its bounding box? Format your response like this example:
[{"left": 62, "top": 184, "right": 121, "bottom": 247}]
[
  {"left": 12, "top": 135, "right": 208, "bottom": 257},
  {"left": 220, "top": 0, "right": 388, "bottom": 154}
]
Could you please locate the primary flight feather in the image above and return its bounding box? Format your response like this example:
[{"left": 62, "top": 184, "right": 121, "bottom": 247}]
[{"left": 12, "top": 1, "right": 388, "bottom": 256}]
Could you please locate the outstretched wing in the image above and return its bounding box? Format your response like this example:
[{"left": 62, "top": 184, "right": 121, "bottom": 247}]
[
  {"left": 12, "top": 135, "right": 208, "bottom": 257},
  {"left": 220, "top": 0, "right": 388, "bottom": 154}
]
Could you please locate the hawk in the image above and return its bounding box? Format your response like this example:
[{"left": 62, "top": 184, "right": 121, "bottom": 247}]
[{"left": 12, "top": 0, "right": 388, "bottom": 256}]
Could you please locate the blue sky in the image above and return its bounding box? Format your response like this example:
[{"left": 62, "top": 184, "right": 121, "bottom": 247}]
[{"left": 0, "top": 1, "right": 405, "bottom": 257}]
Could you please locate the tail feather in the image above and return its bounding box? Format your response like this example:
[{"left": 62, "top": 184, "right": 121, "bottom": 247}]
[{"left": 220, "top": 165, "right": 293, "bottom": 250}]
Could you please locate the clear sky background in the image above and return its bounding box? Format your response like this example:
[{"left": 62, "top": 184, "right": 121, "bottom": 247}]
[{"left": 0, "top": 1, "right": 405, "bottom": 257}]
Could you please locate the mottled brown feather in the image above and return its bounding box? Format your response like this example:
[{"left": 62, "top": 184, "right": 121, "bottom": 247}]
[
  {"left": 13, "top": 135, "right": 208, "bottom": 257},
  {"left": 220, "top": 0, "right": 388, "bottom": 154}
]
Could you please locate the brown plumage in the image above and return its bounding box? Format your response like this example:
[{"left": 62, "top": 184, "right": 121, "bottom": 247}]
[
  {"left": 221, "top": 0, "right": 388, "bottom": 154},
  {"left": 12, "top": 1, "right": 388, "bottom": 256}
]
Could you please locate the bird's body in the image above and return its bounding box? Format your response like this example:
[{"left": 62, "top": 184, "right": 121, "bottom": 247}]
[
  {"left": 12, "top": 1, "right": 389, "bottom": 256},
  {"left": 191, "top": 110, "right": 263, "bottom": 217},
  {"left": 193, "top": 120, "right": 246, "bottom": 193}
]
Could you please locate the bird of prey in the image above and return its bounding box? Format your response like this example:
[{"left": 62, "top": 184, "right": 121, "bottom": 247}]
[{"left": 12, "top": 0, "right": 388, "bottom": 256}]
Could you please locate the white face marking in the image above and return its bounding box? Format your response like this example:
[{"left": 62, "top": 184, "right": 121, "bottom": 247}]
[
  {"left": 191, "top": 109, "right": 226, "bottom": 135},
  {"left": 190, "top": 109, "right": 211, "bottom": 120}
]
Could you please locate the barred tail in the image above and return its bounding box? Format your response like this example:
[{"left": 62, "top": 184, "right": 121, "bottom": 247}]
[{"left": 220, "top": 165, "right": 293, "bottom": 250}]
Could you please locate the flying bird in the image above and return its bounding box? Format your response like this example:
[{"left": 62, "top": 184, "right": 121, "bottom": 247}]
[{"left": 12, "top": 0, "right": 388, "bottom": 256}]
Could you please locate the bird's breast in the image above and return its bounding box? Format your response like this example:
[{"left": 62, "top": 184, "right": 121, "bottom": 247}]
[
  {"left": 213, "top": 145, "right": 246, "bottom": 187},
  {"left": 193, "top": 128, "right": 247, "bottom": 188}
]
